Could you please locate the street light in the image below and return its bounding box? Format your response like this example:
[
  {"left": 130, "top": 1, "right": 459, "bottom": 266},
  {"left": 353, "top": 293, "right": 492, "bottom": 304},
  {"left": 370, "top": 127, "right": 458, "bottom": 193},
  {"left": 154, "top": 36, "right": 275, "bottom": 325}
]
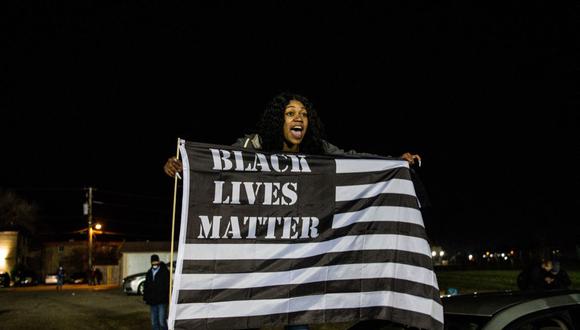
[
  {"left": 88, "top": 223, "right": 103, "bottom": 270},
  {"left": 85, "top": 187, "right": 104, "bottom": 272}
]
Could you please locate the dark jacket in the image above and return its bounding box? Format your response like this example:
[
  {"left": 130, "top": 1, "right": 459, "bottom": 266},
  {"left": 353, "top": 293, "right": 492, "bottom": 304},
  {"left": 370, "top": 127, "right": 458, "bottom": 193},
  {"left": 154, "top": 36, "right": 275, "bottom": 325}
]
[
  {"left": 548, "top": 269, "right": 572, "bottom": 290},
  {"left": 143, "top": 262, "right": 170, "bottom": 305},
  {"left": 528, "top": 264, "right": 553, "bottom": 291},
  {"left": 232, "top": 134, "right": 381, "bottom": 157}
]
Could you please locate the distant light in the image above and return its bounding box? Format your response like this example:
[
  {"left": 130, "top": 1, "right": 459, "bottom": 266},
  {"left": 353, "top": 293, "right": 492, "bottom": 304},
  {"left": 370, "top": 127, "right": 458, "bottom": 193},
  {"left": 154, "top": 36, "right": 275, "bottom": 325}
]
[
  {"left": 504, "top": 256, "right": 508, "bottom": 260},
  {"left": 0, "top": 233, "right": 17, "bottom": 273},
  {"left": 486, "top": 251, "right": 490, "bottom": 255},
  {"left": 482, "top": 254, "right": 486, "bottom": 258},
  {"left": 510, "top": 250, "right": 515, "bottom": 255},
  {"left": 94, "top": 223, "right": 102, "bottom": 230},
  {"left": 431, "top": 251, "right": 437, "bottom": 257},
  {"left": 439, "top": 251, "right": 445, "bottom": 257},
  {"left": 0, "top": 247, "right": 8, "bottom": 271},
  {"left": 501, "top": 253, "right": 505, "bottom": 257},
  {"left": 468, "top": 254, "right": 473, "bottom": 261}
]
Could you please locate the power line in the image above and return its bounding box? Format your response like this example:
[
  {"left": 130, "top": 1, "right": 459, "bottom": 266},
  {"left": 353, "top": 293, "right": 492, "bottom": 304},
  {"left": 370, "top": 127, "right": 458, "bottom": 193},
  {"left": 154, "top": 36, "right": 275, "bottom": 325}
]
[
  {"left": 7, "top": 187, "right": 165, "bottom": 201},
  {"left": 8, "top": 187, "right": 84, "bottom": 192},
  {"left": 96, "top": 189, "right": 164, "bottom": 200},
  {"left": 93, "top": 200, "right": 167, "bottom": 213}
]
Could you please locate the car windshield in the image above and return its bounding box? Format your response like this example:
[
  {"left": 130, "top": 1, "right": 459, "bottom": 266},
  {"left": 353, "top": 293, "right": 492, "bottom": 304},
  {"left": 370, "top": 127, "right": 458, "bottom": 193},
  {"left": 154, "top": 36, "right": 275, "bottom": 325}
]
[{"left": 444, "top": 314, "right": 491, "bottom": 330}]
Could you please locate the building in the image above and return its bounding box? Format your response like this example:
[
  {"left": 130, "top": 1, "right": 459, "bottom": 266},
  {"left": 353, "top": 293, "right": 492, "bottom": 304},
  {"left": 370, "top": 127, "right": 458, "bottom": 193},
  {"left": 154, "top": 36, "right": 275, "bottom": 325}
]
[
  {"left": 0, "top": 231, "right": 18, "bottom": 274},
  {"left": 119, "top": 241, "right": 174, "bottom": 279},
  {"left": 0, "top": 230, "right": 40, "bottom": 275},
  {"left": 42, "top": 240, "right": 123, "bottom": 284}
]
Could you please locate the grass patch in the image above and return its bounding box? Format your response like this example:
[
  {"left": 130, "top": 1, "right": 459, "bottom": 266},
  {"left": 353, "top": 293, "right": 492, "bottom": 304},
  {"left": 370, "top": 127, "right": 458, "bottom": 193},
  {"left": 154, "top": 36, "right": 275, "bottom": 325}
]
[{"left": 436, "top": 270, "right": 580, "bottom": 295}]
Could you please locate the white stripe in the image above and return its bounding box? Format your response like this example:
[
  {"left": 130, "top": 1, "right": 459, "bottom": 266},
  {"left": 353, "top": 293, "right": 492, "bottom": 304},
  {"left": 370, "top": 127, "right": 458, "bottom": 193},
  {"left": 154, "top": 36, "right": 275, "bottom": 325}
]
[
  {"left": 335, "top": 178, "right": 416, "bottom": 202},
  {"left": 183, "top": 234, "right": 431, "bottom": 260},
  {"left": 169, "top": 140, "right": 193, "bottom": 328},
  {"left": 179, "top": 262, "right": 437, "bottom": 290},
  {"left": 332, "top": 206, "right": 424, "bottom": 229},
  {"left": 335, "top": 159, "right": 408, "bottom": 173},
  {"left": 175, "top": 290, "right": 444, "bottom": 324}
]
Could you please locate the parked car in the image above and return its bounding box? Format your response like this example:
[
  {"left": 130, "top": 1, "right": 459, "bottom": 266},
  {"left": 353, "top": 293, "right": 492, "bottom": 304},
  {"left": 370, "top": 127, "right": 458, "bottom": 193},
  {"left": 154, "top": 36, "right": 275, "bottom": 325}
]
[
  {"left": 443, "top": 289, "right": 580, "bottom": 330},
  {"left": 122, "top": 261, "right": 176, "bottom": 296},
  {"left": 122, "top": 272, "right": 147, "bottom": 295},
  {"left": 44, "top": 273, "right": 59, "bottom": 285},
  {"left": 0, "top": 272, "right": 10, "bottom": 288},
  {"left": 67, "top": 272, "right": 88, "bottom": 284},
  {"left": 13, "top": 270, "right": 39, "bottom": 286}
]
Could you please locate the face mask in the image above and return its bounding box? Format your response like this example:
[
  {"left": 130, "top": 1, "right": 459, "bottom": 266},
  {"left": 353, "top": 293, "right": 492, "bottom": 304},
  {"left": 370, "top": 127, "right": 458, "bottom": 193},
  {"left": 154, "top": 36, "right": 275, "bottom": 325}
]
[{"left": 152, "top": 265, "right": 159, "bottom": 269}]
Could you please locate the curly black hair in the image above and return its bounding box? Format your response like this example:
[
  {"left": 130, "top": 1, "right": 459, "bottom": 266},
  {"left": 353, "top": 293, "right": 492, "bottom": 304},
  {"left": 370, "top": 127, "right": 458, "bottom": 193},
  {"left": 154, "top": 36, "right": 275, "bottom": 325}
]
[{"left": 257, "top": 92, "right": 326, "bottom": 154}]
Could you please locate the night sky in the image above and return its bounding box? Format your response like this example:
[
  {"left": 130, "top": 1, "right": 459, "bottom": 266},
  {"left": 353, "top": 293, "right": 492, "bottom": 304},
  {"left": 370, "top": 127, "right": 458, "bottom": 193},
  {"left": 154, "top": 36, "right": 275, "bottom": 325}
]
[{"left": 2, "top": 1, "right": 579, "bottom": 251}]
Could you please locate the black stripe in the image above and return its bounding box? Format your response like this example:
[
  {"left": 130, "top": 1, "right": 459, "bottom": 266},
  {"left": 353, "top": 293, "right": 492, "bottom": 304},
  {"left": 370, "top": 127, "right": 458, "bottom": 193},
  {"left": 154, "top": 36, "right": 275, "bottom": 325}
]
[
  {"left": 331, "top": 222, "right": 427, "bottom": 240},
  {"left": 178, "top": 278, "right": 440, "bottom": 304},
  {"left": 182, "top": 249, "right": 434, "bottom": 274},
  {"left": 335, "top": 193, "right": 420, "bottom": 213},
  {"left": 334, "top": 168, "right": 412, "bottom": 186},
  {"left": 174, "top": 306, "right": 443, "bottom": 330},
  {"left": 185, "top": 220, "right": 428, "bottom": 245}
]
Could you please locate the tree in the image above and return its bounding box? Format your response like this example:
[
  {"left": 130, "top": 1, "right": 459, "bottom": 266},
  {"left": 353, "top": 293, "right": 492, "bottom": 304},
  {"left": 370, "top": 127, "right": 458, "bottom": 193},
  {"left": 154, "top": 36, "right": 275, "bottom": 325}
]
[{"left": 0, "top": 189, "right": 38, "bottom": 234}]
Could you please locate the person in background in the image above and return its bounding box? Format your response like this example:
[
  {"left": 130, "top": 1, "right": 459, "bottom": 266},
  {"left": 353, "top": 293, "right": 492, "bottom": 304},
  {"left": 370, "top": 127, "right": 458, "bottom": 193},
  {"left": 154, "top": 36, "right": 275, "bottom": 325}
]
[
  {"left": 56, "top": 265, "right": 65, "bottom": 292},
  {"left": 95, "top": 267, "right": 103, "bottom": 285},
  {"left": 547, "top": 260, "right": 571, "bottom": 290},
  {"left": 143, "top": 254, "right": 170, "bottom": 330},
  {"left": 527, "top": 258, "right": 559, "bottom": 291},
  {"left": 90, "top": 265, "right": 97, "bottom": 285}
]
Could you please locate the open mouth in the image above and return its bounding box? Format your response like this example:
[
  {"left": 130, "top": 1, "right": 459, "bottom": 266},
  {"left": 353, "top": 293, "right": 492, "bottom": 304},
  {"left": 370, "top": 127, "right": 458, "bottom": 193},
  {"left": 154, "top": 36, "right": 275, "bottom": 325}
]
[{"left": 290, "top": 126, "right": 303, "bottom": 139}]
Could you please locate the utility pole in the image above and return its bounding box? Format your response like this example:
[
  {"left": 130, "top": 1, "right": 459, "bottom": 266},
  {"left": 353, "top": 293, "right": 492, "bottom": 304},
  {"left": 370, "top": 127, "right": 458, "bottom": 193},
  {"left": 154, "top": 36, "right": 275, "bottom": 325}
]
[{"left": 87, "top": 187, "right": 93, "bottom": 272}]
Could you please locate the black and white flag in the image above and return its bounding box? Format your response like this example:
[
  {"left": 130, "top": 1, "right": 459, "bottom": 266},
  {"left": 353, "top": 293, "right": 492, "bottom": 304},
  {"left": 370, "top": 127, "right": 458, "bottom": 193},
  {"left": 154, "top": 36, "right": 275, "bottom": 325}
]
[{"left": 168, "top": 140, "right": 443, "bottom": 330}]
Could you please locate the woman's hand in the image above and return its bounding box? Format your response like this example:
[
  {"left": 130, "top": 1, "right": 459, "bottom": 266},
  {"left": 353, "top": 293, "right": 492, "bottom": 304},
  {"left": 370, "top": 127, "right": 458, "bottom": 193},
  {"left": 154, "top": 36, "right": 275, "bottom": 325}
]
[
  {"left": 400, "top": 152, "right": 421, "bottom": 167},
  {"left": 163, "top": 157, "right": 183, "bottom": 178}
]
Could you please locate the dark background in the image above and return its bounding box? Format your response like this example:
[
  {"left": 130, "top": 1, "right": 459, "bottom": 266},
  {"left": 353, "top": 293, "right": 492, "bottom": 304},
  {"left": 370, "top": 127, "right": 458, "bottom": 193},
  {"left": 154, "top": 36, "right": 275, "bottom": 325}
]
[{"left": 2, "top": 1, "right": 579, "bottom": 251}]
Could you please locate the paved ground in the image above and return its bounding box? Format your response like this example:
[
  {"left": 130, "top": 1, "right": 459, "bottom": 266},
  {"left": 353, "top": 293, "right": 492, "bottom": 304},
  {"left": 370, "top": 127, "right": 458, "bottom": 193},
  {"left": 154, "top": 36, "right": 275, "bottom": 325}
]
[
  {"left": 0, "top": 285, "right": 357, "bottom": 330},
  {"left": 0, "top": 285, "right": 150, "bottom": 330}
]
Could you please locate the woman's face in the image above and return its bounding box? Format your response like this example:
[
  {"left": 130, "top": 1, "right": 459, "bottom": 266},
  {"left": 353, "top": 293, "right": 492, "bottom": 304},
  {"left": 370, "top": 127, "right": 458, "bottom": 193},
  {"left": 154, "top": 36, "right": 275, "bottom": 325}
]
[{"left": 282, "top": 99, "right": 309, "bottom": 152}]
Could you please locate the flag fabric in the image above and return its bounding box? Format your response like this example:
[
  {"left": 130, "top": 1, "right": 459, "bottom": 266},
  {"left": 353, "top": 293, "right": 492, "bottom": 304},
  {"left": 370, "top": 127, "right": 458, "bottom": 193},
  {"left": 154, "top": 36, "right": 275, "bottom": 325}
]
[{"left": 168, "top": 140, "right": 443, "bottom": 330}]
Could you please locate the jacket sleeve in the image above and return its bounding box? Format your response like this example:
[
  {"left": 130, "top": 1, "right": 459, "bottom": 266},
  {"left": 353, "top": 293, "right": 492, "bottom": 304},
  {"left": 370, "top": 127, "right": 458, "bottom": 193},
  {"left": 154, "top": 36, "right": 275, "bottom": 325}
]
[
  {"left": 162, "top": 268, "right": 171, "bottom": 304},
  {"left": 231, "top": 134, "right": 261, "bottom": 150},
  {"left": 143, "top": 272, "right": 150, "bottom": 303},
  {"left": 558, "top": 270, "right": 572, "bottom": 288},
  {"left": 231, "top": 136, "right": 248, "bottom": 148},
  {"left": 322, "top": 140, "right": 388, "bottom": 158}
]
